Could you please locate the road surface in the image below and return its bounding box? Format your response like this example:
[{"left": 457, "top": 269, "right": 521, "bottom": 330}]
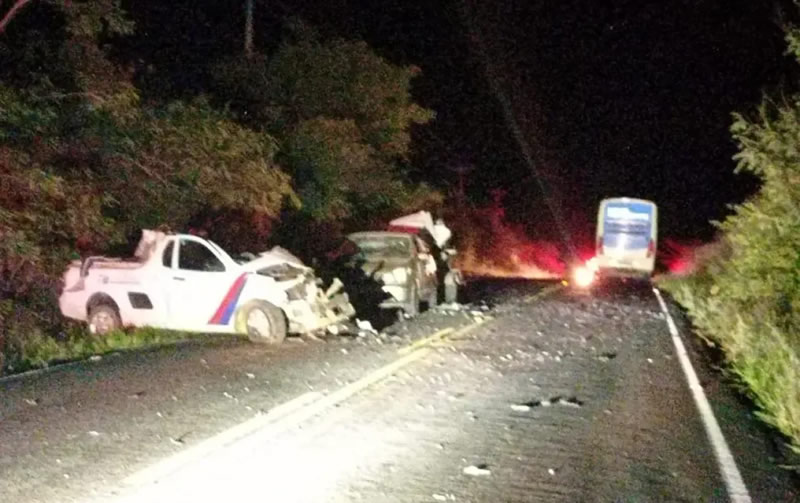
[{"left": 0, "top": 279, "right": 797, "bottom": 502}]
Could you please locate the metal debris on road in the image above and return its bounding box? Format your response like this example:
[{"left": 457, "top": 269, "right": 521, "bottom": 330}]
[
  {"left": 356, "top": 319, "right": 377, "bottom": 333},
  {"left": 513, "top": 396, "right": 584, "bottom": 410},
  {"left": 170, "top": 431, "right": 191, "bottom": 445},
  {"left": 463, "top": 464, "right": 491, "bottom": 476}
]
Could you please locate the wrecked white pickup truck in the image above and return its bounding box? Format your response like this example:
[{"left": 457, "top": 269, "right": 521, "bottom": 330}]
[{"left": 59, "top": 230, "right": 355, "bottom": 344}]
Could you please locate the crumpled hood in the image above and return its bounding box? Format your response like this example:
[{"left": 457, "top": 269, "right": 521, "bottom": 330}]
[{"left": 241, "top": 246, "right": 311, "bottom": 273}]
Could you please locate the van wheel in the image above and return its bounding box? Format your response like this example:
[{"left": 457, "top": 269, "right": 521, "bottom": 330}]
[
  {"left": 403, "top": 285, "right": 419, "bottom": 318},
  {"left": 426, "top": 288, "right": 438, "bottom": 309},
  {"left": 239, "top": 301, "right": 287, "bottom": 345},
  {"left": 88, "top": 304, "right": 121, "bottom": 335}
]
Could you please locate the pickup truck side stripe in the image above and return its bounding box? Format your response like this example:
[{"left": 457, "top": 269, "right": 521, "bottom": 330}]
[{"left": 209, "top": 273, "right": 248, "bottom": 325}]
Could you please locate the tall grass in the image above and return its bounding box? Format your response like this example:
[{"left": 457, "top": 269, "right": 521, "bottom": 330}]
[{"left": 660, "top": 256, "right": 800, "bottom": 455}]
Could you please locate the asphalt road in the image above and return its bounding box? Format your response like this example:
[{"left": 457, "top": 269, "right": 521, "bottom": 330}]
[{"left": 0, "top": 279, "right": 797, "bottom": 502}]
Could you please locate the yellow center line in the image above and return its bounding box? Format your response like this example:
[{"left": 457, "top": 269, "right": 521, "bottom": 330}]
[
  {"left": 401, "top": 284, "right": 561, "bottom": 354},
  {"left": 120, "top": 284, "right": 563, "bottom": 496},
  {"left": 397, "top": 327, "right": 454, "bottom": 355},
  {"left": 522, "top": 283, "right": 563, "bottom": 303}
]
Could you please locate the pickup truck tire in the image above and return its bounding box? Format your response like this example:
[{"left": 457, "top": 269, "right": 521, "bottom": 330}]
[
  {"left": 239, "top": 301, "right": 287, "bottom": 345},
  {"left": 88, "top": 303, "right": 122, "bottom": 335}
]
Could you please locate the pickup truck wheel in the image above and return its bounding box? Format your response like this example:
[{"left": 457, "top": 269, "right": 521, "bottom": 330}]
[
  {"left": 88, "top": 304, "right": 121, "bottom": 335},
  {"left": 241, "top": 301, "right": 287, "bottom": 345}
]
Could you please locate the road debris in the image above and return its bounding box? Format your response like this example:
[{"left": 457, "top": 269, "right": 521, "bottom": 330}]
[
  {"left": 463, "top": 464, "right": 491, "bottom": 476},
  {"left": 512, "top": 396, "right": 584, "bottom": 410},
  {"left": 170, "top": 431, "right": 191, "bottom": 445},
  {"left": 356, "top": 319, "right": 377, "bottom": 334}
]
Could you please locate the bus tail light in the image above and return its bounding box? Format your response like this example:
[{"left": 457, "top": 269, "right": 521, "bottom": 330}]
[
  {"left": 647, "top": 239, "right": 655, "bottom": 258},
  {"left": 596, "top": 236, "right": 603, "bottom": 254}
]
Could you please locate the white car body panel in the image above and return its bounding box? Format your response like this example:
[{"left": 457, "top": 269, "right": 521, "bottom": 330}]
[{"left": 59, "top": 230, "right": 354, "bottom": 335}]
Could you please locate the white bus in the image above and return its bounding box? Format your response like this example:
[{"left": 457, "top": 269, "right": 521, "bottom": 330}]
[{"left": 595, "top": 197, "right": 658, "bottom": 278}]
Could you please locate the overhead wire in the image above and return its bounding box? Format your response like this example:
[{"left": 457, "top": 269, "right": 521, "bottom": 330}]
[{"left": 455, "top": 0, "right": 580, "bottom": 265}]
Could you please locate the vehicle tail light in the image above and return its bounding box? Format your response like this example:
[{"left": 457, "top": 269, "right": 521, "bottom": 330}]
[
  {"left": 647, "top": 239, "right": 655, "bottom": 258},
  {"left": 596, "top": 236, "right": 603, "bottom": 254}
]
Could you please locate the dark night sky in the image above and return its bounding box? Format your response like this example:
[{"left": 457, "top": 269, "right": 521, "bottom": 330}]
[{"left": 124, "top": 0, "right": 796, "bottom": 245}]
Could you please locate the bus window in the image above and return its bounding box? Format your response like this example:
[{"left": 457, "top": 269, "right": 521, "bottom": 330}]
[{"left": 596, "top": 198, "right": 657, "bottom": 277}]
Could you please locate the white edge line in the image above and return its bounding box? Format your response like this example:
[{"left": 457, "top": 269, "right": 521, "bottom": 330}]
[{"left": 653, "top": 287, "right": 751, "bottom": 503}]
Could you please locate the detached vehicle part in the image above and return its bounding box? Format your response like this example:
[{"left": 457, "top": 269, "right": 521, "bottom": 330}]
[{"left": 59, "top": 230, "right": 355, "bottom": 343}]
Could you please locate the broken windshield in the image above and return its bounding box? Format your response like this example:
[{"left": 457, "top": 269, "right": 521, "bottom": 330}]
[{"left": 350, "top": 236, "right": 413, "bottom": 259}]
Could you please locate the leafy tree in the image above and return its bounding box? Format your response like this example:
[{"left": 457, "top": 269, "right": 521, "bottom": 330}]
[
  {"left": 0, "top": 2, "right": 296, "bottom": 370},
  {"left": 212, "top": 34, "right": 438, "bottom": 222}
]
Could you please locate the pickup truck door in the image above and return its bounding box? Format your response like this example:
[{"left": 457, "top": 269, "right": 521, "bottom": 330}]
[{"left": 165, "top": 237, "right": 240, "bottom": 332}]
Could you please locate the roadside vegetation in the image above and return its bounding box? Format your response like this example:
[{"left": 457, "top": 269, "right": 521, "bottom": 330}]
[
  {"left": 0, "top": 2, "right": 439, "bottom": 374},
  {"left": 660, "top": 27, "right": 800, "bottom": 454},
  {"left": 4, "top": 325, "right": 204, "bottom": 373}
]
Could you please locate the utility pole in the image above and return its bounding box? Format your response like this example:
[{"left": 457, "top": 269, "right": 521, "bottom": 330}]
[{"left": 244, "top": 0, "right": 254, "bottom": 56}]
